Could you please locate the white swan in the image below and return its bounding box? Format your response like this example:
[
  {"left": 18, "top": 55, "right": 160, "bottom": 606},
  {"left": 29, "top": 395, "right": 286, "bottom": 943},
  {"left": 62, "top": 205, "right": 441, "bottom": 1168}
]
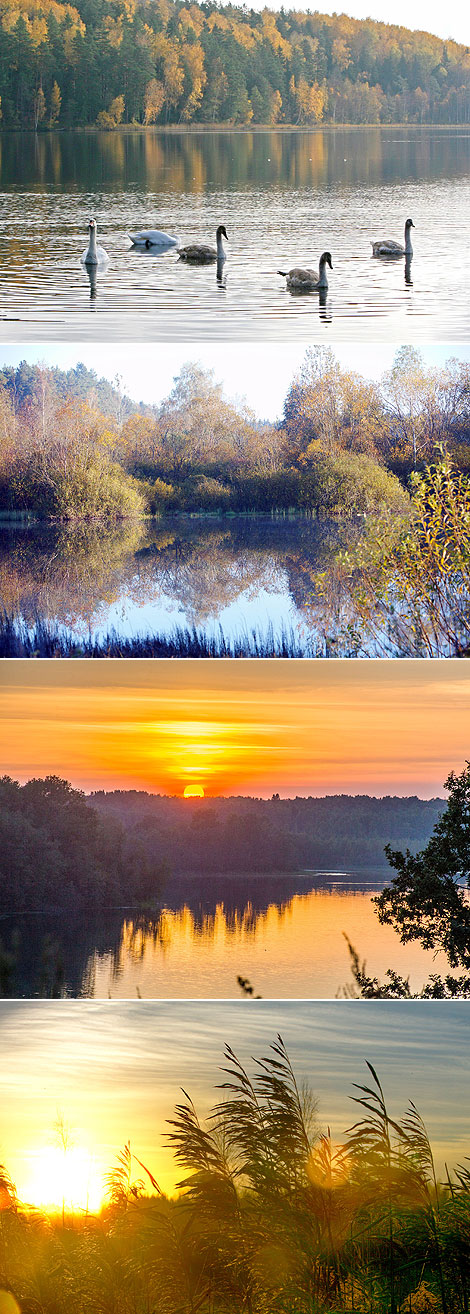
[
  {"left": 127, "top": 228, "right": 178, "bottom": 249},
  {"left": 278, "top": 251, "right": 332, "bottom": 292},
  {"left": 178, "top": 224, "right": 228, "bottom": 264},
  {"left": 81, "top": 219, "right": 109, "bottom": 266},
  {"left": 371, "top": 218, "right": 414, "bottom": 258}
]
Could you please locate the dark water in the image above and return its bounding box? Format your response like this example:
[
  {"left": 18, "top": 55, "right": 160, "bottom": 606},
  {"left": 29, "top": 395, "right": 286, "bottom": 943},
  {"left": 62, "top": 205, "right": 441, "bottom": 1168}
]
[
  {"left": 0, "top": 514, "right": 362, "bottom": 654},
  {"left": 0, "top": 871, "right": 447, "bottom": 999},
  {"left": 0, "top": 127, "right": 469, "bottom": 341}
]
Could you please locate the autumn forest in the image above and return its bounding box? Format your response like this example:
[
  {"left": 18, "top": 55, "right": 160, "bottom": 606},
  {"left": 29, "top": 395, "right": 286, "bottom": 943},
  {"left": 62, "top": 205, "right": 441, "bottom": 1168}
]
[{"left": 1, "top": 0, "right": 470, "bottom": 131}]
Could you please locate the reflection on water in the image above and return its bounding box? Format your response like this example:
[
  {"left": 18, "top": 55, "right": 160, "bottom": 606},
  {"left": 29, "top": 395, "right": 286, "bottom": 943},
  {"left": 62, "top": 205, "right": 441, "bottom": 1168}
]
[
  {"left": 0, "top": 128, "right": 469, "bottom": 341},
  {"left": 0, "top": 874, "right": 448, "bottom": 999},
  {"left": 0, "top": 514, "right": 361, "bottom": 654}
]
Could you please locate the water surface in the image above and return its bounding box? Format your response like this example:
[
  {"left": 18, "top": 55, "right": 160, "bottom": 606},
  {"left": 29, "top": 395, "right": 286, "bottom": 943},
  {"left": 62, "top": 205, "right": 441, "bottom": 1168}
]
[
  {"left": 1, "top": 873, "right": 447, "bottom": 998},
  {"left": 0, "top": 514, "right": 361, "bottom": 654},
  {"left": 1, "top": 128, "right": 469, "bottom": 342}
]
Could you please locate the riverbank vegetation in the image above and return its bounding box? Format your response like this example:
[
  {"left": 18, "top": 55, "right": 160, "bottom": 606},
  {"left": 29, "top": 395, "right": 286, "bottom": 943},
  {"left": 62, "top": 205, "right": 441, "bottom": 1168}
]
[
  {"left": 0, "top": 616, "right": 331, "bottom": 658},
  {"left": 0, "top": 1043, "right": 469, "bottom": 1313},
  {"left": 2, "top": 347, "right": 470, "bottom": 522},
  {"left": 2, "top": 348, "right": 470, "bottom": 655},
  {"left": 1, "top": 0, "right": 469, "bottom": 130},
  {"left": 318, "top": 451, "right": 470, "bottom": 657}
]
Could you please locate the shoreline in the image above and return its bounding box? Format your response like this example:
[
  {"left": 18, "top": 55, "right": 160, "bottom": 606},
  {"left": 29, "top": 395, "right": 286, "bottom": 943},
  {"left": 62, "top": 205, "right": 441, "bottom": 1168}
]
[{"left": 2, "top": 122, "right": 469, "bottom": 136}]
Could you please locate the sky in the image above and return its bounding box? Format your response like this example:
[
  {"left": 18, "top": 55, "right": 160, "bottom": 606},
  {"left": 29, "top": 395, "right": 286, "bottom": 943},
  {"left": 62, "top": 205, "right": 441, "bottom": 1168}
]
[
  {"left": 1, "top": 659, "right": 469, "bottom": 797},
  {"left": 242, "top": 0, "right": 469, "bottom": 45},
  {"left": 0, "top": 1000, "right": 468, "bottom": 1208},
  {"left": 1, "top": 344, "right": 468, "bottom": 422}
]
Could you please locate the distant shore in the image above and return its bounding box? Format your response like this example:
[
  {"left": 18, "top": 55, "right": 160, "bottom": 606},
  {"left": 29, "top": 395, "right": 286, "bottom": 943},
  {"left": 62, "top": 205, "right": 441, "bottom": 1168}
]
[{"left": 2, "top": 121, "right": 468, "bottom": 135}]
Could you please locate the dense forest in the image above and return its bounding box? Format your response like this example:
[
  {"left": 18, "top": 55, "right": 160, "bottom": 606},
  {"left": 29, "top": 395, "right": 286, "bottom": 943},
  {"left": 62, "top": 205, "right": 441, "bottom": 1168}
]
[
  {"left": 0, "top": 774, "right": 443, "bottom": 918},
  {"left": 1, "top": 1043, "right": 469, "bottom": 1313},
  {"left": 93, "top": 787, "right": 444, "bottom": 873},
  {"left": 0, "top": 0, "right": 469, "bottom": 131}
]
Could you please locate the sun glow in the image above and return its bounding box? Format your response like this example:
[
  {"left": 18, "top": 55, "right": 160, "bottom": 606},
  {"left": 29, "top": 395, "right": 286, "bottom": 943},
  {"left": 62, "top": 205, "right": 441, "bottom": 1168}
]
[
  {"left": 183, "top": 784, "right": 205, "bottom": 798},
  {"left": 23, "top": 1146, "right": 104, "bottom": 1214}
]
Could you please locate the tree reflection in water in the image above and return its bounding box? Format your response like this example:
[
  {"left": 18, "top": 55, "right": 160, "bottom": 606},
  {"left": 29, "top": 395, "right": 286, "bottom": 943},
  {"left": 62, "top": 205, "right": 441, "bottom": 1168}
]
[
  {"left": 0, "top": 872, "right": 447, "bottom": 999},
  {"left": 0, "top": 514, "right": 365, "bottom": 652}
]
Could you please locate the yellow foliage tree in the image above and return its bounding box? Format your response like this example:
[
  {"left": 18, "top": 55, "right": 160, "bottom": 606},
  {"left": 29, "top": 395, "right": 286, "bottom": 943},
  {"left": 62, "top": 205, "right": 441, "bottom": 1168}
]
[
  {"left": 97, "top": 95, "right": 125, "bottom": 129},
  {"left": 290, "top": 75, "right": 326, "bottom": 123},
  {"left": 144, "top": 78, "right": 164, "bottom": 124},
  {"left": 181, "top": 42, "right": 206, "bottom": 121}
]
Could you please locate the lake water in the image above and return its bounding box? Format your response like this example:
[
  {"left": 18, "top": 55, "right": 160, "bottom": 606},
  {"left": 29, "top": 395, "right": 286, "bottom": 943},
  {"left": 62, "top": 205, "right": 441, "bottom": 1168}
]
[
  {"left": 0, "top": 514, "right": 365, "bottom": 656},
  {"left": 1, "top": 873, "right": 447, "bottom": 999},
  {"left": 1, "top": 127, "right": 469, "bottom": 342},
  {"left": 0, "top": 512, "right": 412, "bottom": 657}
]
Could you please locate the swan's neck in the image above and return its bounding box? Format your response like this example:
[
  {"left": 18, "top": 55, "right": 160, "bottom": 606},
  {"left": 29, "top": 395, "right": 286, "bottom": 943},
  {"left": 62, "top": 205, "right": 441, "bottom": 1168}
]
[
  {"left": 404, "top": 228, "right": 413, "bottom": 254},
  {"left": 87, "top": 227, "right": 97, "bottom": 260},
  {"left": 216, "top": 232, "right": 225, "bottom": 258},
  {"left": 317, "top": 261, "right": 328, "bottom": 287}
]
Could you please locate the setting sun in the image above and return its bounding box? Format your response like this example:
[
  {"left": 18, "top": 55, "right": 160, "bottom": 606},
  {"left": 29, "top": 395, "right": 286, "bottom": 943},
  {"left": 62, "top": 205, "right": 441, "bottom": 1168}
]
[
  {"left": 183, "top": 784, "right": 205, "bottom": 798},
  {"left": 23, "top": 1146, "right": 104, "bottom": 1215}
]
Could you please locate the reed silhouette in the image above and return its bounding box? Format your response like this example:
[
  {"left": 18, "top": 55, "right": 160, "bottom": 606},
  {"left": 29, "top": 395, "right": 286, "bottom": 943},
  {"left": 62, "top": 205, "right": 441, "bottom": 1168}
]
[{"left": 0, "top": 1042, "right": 468, "bottom": 1313}]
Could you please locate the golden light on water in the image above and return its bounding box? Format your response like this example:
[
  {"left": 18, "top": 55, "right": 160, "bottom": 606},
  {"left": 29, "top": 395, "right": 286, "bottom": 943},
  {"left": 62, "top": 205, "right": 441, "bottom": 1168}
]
[
  {"left": 22, "top": 1146, "right": 104, "bottom": 1214},
  {"left": 183, "top": 784, "right": 205, "bottom": 797}
]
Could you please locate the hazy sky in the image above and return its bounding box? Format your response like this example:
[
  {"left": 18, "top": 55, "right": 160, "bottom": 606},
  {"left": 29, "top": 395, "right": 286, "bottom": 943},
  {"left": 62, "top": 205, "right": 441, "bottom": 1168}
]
[
  {"left": 1, "top": 660, "right": 469, "bottom": 797},
  {"left": 244, "top": 0, "right": 469, "bottom": 45},
  {"left": 1, "top": 344, "right": 468, "bottom": 421},
  {"left": 0, "top": 1000, "right": 468, "bottom": 1207}
]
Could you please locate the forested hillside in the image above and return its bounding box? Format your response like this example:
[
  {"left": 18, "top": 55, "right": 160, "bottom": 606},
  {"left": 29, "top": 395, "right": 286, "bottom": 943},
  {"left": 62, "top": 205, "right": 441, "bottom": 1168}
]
[{"left": 1, "top": 0, "right": 469, "bottom": 130}]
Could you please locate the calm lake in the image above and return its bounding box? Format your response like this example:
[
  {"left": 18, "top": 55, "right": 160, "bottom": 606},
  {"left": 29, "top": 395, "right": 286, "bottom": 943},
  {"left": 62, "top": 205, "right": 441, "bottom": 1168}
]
[
  {"left": 0, "top": 513, "right": 386, "bottom": 656},
  {"left": 2, "top": 873, "right": 446, "bottom": 999},
  {"left": 1, "top": 127, "right": 469, "bottom": 341}
]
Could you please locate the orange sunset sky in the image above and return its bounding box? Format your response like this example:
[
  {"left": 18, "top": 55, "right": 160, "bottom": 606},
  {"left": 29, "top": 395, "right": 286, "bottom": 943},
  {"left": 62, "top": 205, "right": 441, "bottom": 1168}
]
[{"left": 1, "top": 660, "right": 469, "bottom": 797}]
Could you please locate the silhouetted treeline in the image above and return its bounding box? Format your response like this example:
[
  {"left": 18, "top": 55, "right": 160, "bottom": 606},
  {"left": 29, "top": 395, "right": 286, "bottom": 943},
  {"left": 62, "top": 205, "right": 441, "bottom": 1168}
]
[
  {"left": 0, "top": 776, "right": 443, "bottom": 917},
  {"left": 1, "top": 0, "right": 469, "bottom": 130},
  {"left": 92, "top": 788, "right": 443, "bottom": 875},
  {"left": 0, "top": 775, "right": 167, "bottom": 913}
]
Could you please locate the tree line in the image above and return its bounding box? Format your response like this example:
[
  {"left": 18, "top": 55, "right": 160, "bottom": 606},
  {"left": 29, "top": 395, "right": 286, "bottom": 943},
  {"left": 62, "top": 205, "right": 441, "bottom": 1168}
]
[
  {"left": 0, "top": 774, "right": 442, "bottom": 919},
  {"left": 1, "top": 348, "right": 470, "bottom": 523},
  {"left": 1, "top": 0, "right": 469, "bottom": 131},
  {"left": 92, "top": 786, "right": 443, "bottom": 875},
  {"left": 0, "top": 1042, "right": 469, "bottom": 1313}
]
